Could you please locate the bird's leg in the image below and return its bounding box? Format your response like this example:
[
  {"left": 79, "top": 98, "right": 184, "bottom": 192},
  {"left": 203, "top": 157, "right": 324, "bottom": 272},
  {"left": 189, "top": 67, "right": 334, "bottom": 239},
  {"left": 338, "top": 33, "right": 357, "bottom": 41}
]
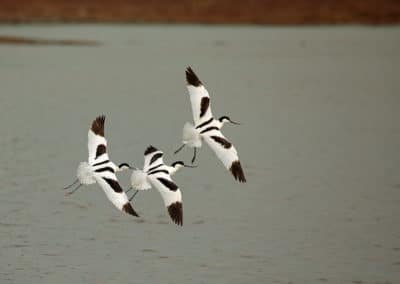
[
  {"left": 65, "top": 184, "right": 82, "bottom": 196},
  {"left": 63, "top": 179, "right": 79, "bottom": 190},
  {"left": 125, "top": 187, "right": 133, "bottom": 194},
  {"left": 174, "top": 144, "right": 186, "bottom": 154},
  {"left": 191, "top": 148, "right": 197, "bottom": 164},
  {"left": 129, "top": 190, "right": 139, "bottom": 202}
]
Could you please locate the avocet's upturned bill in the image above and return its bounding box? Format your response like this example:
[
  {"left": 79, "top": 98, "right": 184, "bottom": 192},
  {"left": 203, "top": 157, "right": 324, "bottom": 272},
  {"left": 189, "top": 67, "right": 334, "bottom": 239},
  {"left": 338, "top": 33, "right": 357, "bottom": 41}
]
[
  {"left": 64, "top": 115, "right": 139, "bottom": 217},
  {"left": 175, "top": 67, "right": 246, "bottom": 183},
  {"left": 128, "top": 145, "right": 195, "bottom": 226}
]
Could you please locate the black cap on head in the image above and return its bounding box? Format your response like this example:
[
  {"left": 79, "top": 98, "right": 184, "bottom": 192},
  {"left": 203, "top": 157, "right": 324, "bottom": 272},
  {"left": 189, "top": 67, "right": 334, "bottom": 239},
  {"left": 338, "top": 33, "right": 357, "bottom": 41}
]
[
  {"left": 118, "top": 163, "right": 131, "bottom": 169},
  {"left": 219, "top": 116, "right": 240, "bottom": 125}
]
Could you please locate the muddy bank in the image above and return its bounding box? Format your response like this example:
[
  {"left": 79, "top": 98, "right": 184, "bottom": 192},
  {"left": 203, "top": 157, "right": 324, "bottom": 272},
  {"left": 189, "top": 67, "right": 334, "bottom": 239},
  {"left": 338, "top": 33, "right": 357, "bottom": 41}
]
[{"left": 0, "top": 0, "right": 399, "bottom": 24}]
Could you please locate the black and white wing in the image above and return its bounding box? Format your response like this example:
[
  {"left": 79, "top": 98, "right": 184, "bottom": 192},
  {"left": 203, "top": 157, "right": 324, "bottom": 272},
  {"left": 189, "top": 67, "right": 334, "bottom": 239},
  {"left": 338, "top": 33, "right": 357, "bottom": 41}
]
[
  {"left": 147, "top": 171, "right": 183, "bottom": 226},
  {"left": 88, "top": 116, "right": 139, "bottom": 217},
  {"left": 203, "top": 129, "right": 246, "bottom": 183},
  {"left": 186, "top": 67, "right": 214, "bottom": 126},
  {"left": 88, "top": 115, "right": 109, "bottom": 165},
  {"left": 94, "top": 172, "right": 139, "bottom": 217},
  {"left": 143, "top": 145, "right": 165, "bottom": 172}
]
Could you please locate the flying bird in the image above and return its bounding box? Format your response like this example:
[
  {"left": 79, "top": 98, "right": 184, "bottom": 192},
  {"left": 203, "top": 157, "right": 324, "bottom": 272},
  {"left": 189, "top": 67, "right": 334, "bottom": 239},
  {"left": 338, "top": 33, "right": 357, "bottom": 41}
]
[
  {"left": 64, "top": 115, "right": 139, "bottom": 217},
  {"left": 175, "top": 67, "right": 246, "bottom": 183},
  {"left": 127, "top": 145, "right": 195, "bottom": 226}
]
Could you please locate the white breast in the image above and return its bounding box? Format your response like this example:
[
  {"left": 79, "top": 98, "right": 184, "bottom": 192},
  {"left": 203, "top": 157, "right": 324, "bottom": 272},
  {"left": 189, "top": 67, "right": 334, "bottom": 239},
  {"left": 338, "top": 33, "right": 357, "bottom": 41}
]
[
  {"left": 131, "top": 170, "right": 152, "bottom": 190},
  {"left": 182, "top": 122, "right": 202, "bottom": 148},
  {"left": 77, "top": 162, "right": 96, "bottom": 185}
]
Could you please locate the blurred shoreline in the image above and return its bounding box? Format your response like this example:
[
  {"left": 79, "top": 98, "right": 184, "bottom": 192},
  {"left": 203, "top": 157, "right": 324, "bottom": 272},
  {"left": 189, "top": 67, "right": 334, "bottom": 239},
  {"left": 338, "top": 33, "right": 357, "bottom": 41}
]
[
  {"left": 0, "top": 0, "right": 399, "bottom": 24},
  {"left": 0, "top": 35, "right": 100, "bottom": 45}
]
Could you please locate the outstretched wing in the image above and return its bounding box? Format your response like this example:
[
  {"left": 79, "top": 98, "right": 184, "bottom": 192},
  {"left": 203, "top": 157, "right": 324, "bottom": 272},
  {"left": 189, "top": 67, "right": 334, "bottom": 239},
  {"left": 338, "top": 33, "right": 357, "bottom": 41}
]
[
  {"left": 87, "top": 116, "right": 139, "bottom": 217},
  {"left": 143, "top": 145, "right": 165, "bottom": 172},
  {"left": 203, "top": 129, "right": 246, "bottom": 183},
  {"left": 148, "top": 171, "right": 183, "bottom": 226},
  {"left": 94, "top": 170, "right": 139, "bottom": 217},
  {"left": 88, "top": 115, "right": 109, "bottom": 164},
  {"left": 186, "top": 67, "right": 213, "bottom": 126}
]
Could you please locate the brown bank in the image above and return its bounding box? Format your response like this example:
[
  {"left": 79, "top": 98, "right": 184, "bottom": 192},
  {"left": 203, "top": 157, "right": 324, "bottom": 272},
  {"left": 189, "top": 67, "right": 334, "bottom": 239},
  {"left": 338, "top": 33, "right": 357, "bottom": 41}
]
[{"left": 0, "top": 0, "right": 399, "bottom": 24}]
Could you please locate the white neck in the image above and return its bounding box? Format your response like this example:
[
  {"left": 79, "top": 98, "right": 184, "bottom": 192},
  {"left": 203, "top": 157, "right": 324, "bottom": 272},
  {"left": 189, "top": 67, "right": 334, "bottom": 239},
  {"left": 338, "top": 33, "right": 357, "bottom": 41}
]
[
  {"left": 169, "top": 165, "right": 182, "bottom": 176},
  {"left": 217, "top": 119, "right": 226, "bottom": 128},
  {"left": 115, "top": 164, "right": 130, "bottom": 172}
]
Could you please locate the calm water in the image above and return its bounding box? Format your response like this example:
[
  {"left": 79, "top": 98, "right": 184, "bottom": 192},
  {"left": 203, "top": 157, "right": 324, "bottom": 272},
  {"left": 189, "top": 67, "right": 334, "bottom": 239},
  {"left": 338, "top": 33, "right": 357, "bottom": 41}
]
[{"left": 0, "top": 25, "right": 400, "bottom": 283}]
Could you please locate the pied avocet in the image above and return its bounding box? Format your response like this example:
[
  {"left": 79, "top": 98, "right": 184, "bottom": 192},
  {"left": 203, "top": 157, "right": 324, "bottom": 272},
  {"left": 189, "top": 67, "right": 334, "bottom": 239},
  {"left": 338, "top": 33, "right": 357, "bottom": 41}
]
[
  {"left": 64, "top": 115, "right": 139, "bottom": 217},
  {"left": 127, "top": 145, "right": 195, "bottom": 226},
  {"left": 175, "top": 67, "right": 246, "bottom": 183}
]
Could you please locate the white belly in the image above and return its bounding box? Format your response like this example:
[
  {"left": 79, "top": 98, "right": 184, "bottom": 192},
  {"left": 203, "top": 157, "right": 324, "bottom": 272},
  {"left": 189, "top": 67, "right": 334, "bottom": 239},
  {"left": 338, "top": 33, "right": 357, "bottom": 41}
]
[
  {"left": 131, "top": 170, "right": 151, "bottom": 190},
  {"left": 182, "top": 122, "right": 202, "bottom": 148},
  {"left": 77, "top": 162, "right": 96, "bottom": 185}
]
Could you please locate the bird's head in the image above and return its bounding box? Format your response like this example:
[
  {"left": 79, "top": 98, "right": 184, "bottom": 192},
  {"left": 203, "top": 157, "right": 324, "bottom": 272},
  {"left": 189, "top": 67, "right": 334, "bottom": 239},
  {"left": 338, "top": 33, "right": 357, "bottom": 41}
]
[
  {"left": 219, "top": 116, "right": 240, "bottom": 125},
  {"left": 117, "top": 163, "right": 135, "bottom": 172},
  {"left": 171, "top": 161, "right": 197, "bottom": 172}
]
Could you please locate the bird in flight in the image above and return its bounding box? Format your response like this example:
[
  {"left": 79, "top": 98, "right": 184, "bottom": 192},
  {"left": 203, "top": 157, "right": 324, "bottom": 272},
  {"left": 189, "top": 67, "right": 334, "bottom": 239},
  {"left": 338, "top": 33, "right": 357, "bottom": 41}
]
[
  {"left": 127, "top": 145, "right": 195, "bottom": 226},
  {"left": 175, "top": 67, "right": 246, "bottom": 183},
  {"left": 64, "top": 115, "right": 139, "bottom": 217}
]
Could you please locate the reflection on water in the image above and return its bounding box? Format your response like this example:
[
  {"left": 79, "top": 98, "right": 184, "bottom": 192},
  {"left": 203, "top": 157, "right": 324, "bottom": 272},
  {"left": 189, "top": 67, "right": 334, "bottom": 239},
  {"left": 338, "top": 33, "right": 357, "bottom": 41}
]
[{"left": 0, "top": 25, "right": 399, "bottom": 284}]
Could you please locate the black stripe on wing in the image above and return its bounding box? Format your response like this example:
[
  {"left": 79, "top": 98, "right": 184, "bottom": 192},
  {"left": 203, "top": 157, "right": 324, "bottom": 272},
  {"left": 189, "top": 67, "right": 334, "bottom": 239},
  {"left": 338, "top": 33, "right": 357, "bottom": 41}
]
[
  {"left": 196, "top": 117, "right": 213, "bottom": 129},
  {"left": 148, "top": 169, "right": 169, "bottom": 176},
  {"left": 167, "top": 201, "right": 183, "bottom": 226},
  {"left": 95, "top": 167, "right": 115, "bottom": 174},
  {"left": 229, "top": 160, "right": 246, "bottom": 183},
  {"left": 200, "top": 126, "right": 219, "bottom": 134},
  {"left": 92, "top": 159, "right": 109, "bottom": 167},
  {"left": 157, "top": 177, "right": 178, "bottom": 192},
  {"left": 200, "top": 97, "right": 210, "bottom": 118},
  {"left": 150, "top": 153, "right": 163, "bottom": 165},
  {"left": 123, "top": 202, "right": 140, "bottom": 217},
  {"left": 186, "top": 67, "right": 202, "bottom": 87},
  {"left": 147, "top": 164, "right": 163, "bottom": 173},
  {"left": 210, "top": 136, "right": 232, "bottom": 149},
  {"left": 95, "top": 144, "right": 107, "bottom": 159},
  {"left": 144, "top": 145, "right": 158, "bottom": 155},
  {"left": 91, "top": 115, "right": 105, "bottom": 136},
  {"left": 102, "top": 177, "right": 123, "bottom": 193}
]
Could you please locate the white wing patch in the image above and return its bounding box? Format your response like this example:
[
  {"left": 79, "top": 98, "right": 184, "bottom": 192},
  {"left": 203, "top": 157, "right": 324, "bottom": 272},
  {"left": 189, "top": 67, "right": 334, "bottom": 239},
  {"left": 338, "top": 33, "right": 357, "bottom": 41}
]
[
  {"left": 88, "top": 130, "right": 108, "bottom": 164},
  {"left": 148, "top": 173, "right": 182, "bottom": 206},
  {"left": 86, "top": 116, "right": 139, "bottom": 216},
  {"left": 88, "top": 116, "right": 109, "bottom": 164},
  {"left": 186, "top": 67, "right": 213, "bottom": 126},
  {"left": 203, "top": 130, "right": 238, "bottom": 168},
  {"left": 203, "top": 129, "right": 246, "bottom": 183},
  {"left": 187, "top": 85, "right": 213, "bottom": 126},
  {"left": 94, "top": 174, "right": 139, "bottom": 217},
  {"left": 148, "top": 172, "right": 183, "bottom": 225},
  {"left": 143, "top": 145, "right": 165, "bottom": 172}
]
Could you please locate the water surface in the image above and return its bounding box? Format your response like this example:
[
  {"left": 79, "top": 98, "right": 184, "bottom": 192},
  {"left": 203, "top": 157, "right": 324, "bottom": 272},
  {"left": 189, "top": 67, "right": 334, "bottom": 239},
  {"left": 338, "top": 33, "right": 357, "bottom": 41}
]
[{"left": 0, "top": 25, "right": 399, "bottom": 283}]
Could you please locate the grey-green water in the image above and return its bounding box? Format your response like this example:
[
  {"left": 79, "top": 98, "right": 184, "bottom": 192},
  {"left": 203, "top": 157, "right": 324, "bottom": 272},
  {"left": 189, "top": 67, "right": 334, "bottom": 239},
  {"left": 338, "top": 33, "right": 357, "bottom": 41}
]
[{"left": 0, "top": 25, "right": 400, "bottom": 283}]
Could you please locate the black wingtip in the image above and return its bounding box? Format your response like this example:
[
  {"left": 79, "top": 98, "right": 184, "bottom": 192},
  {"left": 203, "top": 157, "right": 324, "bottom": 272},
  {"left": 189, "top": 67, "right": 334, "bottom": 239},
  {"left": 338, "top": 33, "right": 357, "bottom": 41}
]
[
  {"left": 91, "top": 115, "right": 106, "bottom": 136},
  {"left": 144, "top": 145, "right": 158, "bottom": 155},
  {"left": 167, "top": 202, "right": 183, "bottom": 226},
  {"left": 230, "top": 160, "right": 246, "bottom": 183},
  {"left": 123, "top": 202, "right": 140, "bottom": 217},
  {"left": 185, "top": 66, "right": 202, "bottom": 87}
]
